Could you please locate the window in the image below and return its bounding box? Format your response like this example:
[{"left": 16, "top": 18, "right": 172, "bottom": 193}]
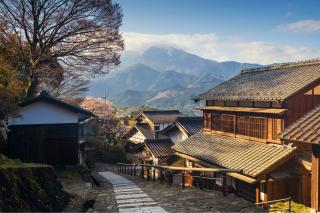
[
  {"left": 203, "top": 112, "right": 211, "bottom": 130},
  {"left": 236, "top": 116, "right": 267, "bottom": 139},
  {"left": 212, "top": 113, "right": 235, "bottom": 133},
  {"left": 211, "top": 113, "right": 222, "bottom": 131},
  {"left": 221, "top": 114, "right": 235, "bottom": 133}
]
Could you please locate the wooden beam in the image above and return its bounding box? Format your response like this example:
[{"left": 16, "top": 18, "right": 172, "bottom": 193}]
[{"left": 311, "top": 144, "right": 320, "bottom": 211}]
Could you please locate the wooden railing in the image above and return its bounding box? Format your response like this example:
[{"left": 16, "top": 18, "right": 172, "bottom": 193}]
[
  {"left": 255, "top": 197, "right": 292, "bottom": 212},
  {"left": 117, "top": 163, "right": 241, "bottom": 194}
]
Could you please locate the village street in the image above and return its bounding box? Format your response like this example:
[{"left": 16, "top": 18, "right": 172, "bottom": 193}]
[{"left": 84, "top": 163, "right": 261, "bottom": 213}]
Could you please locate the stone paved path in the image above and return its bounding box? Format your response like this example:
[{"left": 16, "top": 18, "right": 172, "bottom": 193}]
[{"left": 99, "top": 171, "right": 167, "bottom": 213}]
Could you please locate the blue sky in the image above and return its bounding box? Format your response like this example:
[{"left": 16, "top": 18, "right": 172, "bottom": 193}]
[{"left": 116, "top": 0, "right": 320, "bottom": 64}]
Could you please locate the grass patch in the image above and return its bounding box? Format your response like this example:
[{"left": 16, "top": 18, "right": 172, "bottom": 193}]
[
  {"left": 270, "top": 200, "right": 312, "bottom": 213},
  {"left": 0, "top": 157, "right": 49, "bottom": 169}
]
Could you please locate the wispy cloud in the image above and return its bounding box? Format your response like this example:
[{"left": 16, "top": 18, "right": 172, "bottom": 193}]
[
  {"left": 123, "top": 32, "right": 320, "bottom": 64},
  {"left": 123, "top": 32, "right": 228, "bottom": 61},
  {"left": 276, "top": 20, "right": 320, "bottom": 33}
]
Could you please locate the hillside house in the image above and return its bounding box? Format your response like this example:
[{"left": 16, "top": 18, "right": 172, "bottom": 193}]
[
  {"left": 8, "top": 91, "right": 95, "bottom": 166},
  {"left": 173, "top": 60, "right": 320, "bottom": 204},
  {"left": 162, "top": 117, "right": 202, "bottom": 144},
  {"left": 125, "top": 110, "right": 181, "bottom": 164}
]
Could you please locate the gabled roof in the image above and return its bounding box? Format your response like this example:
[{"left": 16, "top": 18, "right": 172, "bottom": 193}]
[
  {"left": 162, "top": 117, "right": 202, "bottom": 136},
  {"left": 173, "top": 131, "right": 295, "bottom": 178},
  {"left": 195, "top": 60, "right": 320, "bottom": 102},
  {"left": 20, "top": 91, "right": 95, "bottom": 118},
  {"left": 135, "top": 123, "right": 166, "bottom": 139},
  {"left": 139, "top": 110, "right": 182, "bottom": 124},
  {"left": 280, "top": 105, "right": 320, "bottom": 144},
  {"left": 145, "top": 139, "right": 175, "bottom": 158}
]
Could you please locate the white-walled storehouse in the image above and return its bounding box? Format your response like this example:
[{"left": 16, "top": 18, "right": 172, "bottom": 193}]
[{"left": 8, "top": 91, "right": 95, "bottom": 166}]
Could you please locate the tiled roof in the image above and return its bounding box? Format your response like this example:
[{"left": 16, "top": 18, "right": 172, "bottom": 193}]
[
  {"left": 135, "top": 123, "right": 166, "bottom": 139},
  {"left": 280, "top": 105, "right": 320, "bottom": 144},
  {"left": 195, "top": 60, "right": 320, "bottom": 101},
  {"left": 20, "top": 90, "right": 95, "bottom": 118},
  {"left": 176, "top": 117, "right": 203, "bottom": 136},
  {"left": 173, "top": 132, "right": 295, "bottom": 177},
  {"left": 145, "top": 139, "right": 175, "bottom": 158},
  {"left": 142, "top": 110, "right": 182, "bottom": 123}
]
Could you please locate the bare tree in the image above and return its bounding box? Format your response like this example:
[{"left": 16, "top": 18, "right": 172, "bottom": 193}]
[{"left": 0, "top": 0, "right": 124, "bottom": 97}]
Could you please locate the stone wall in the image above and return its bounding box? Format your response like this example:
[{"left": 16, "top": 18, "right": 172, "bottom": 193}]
[{"left": 0, "top": 165, "right": 69, "bottom": 212}]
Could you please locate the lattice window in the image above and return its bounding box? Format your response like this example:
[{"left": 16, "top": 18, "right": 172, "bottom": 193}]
[
  {"left": 249, "top": 117, "right": 267, "bottom": 139},
  {"left": 236, "top": 116, "right": 267, "bottom": 139},
  {"left": 221, "top": 114, "right": 235, "bottom": 133},
  {"left": 211, "top": 113, "right": 222, "bottom": 131}
]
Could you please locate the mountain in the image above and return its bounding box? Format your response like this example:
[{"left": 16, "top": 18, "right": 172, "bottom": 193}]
[
  {"left": 88, "top": 46, "right": 261, "bottom": 114},
  {"left": 122, "top": 46, "right": 260, "bottom": 78},
  {"left": 89, "top": 64, "right": 160, "bottom": 97},
  {"left": 149, "top": 70, "right": 196, "bottom": 91}
]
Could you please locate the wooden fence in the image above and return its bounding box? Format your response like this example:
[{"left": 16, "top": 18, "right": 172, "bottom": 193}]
[
  {"left": 255, "top": 197, "right": 292, "bottom": 212},
  {"left": 117, "top": 163, "right": 241, "bottom": 193}
]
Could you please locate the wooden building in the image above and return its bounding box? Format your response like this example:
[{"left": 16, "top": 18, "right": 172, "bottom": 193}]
[
  {"left": 173, "top": 60, "right": 320, "bottom": 204},
  {"left": 125, "top": 110, "right": 181, "bottom": 153},
  {"left": 280, "top": 105, "right": 320, "bottom": 210},
  {"left": 124, "top": 110, "right": 181, "bottom": 166},
  {"left": 162, "top": 117, "right": 202, "bottom": 144},
  {"left": 8, "top": 91, "right": 95, "bottom": 166}
]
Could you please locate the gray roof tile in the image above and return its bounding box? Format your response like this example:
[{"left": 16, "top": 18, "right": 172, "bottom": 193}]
[
  {"left": 173, "top": 132, "right": 295, "bottom": 177},
  {"left": 195, "top": 60, "right": 320, "bottom": 101}
]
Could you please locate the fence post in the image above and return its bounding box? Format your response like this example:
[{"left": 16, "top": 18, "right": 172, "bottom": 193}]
[
  {"left": 147, "top": 167, "right": 150, "bottom": 180},
  {"left": 160, "top": 169, "right": 164, "bottom": 184},
  {"left": 222, "top": 173, "right": 226, "bottom": 196},
  {"left": 168, "top": 171, "right": 173, "bottom": 187},
  {"left": 288, "top": 198, "right": 291, "bottom": 213},
  {"left": 153, "top": 168, "right": 156, "bottom": 181},
  {"left": 199, "top": 174, "right": 203, "bottom": 190},
  {"left": 141, "top": 164, "right": 144, "bottom": 179},
  {"left": 182, "top": 172, "right": 185, "bottom": 188}
]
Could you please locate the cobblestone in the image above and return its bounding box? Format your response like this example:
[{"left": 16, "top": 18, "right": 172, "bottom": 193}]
[{"left": 94, "top": 163, "right": 261, "bottom": 213}]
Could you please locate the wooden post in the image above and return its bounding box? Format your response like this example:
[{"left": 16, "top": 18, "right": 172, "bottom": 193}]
[
  {"left": 200, "top": 174, "right": 203, "bottom": 190},
  {"left": 160, "top": 169, "right": 164, "bottom": 184},
  {"left": 311, "top": 144, "right": 320, "bottom": 211},
  {"left": 134, "top": 165, "right": 136, "bottom": 176},
  {"left": 168, "top": 171, "right": 173, "bottom": 186},
  {"left": 141, "top": 164, "right": 144, "bottom": 179},
  {"left": 182, "top": 172, "right": 185, "bottom": 188},
  {"left": 153, "top": 168, "right": 156, "bottom": 181},
  {"left": 222, "top": 174, "right": 226, "bottom": 196},
  {"left": 130, "top": 165, "right": 133, "bottom": 176},
  {"left": 288, "top": 198, "right": 291, "bottom": 213},
  {"left": 147, "top": 167, "right": 150, "bottom": 180}
]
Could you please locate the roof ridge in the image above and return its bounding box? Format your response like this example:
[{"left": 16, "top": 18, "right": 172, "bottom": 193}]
[{"left": 241, "top": 58, "right": 320, "bottom": 74}]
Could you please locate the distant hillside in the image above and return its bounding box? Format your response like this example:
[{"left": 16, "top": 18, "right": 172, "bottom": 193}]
[{"left": 88, "top": 46, "right": 261, "bottom": 114}]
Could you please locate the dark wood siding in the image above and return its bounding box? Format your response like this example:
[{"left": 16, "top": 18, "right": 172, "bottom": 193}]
[
  {"left": 8, "top": 123, "right": 79, "bottom": 166},
  {"left": 286, "top": 81, "right": 320, "bottom": 127}
]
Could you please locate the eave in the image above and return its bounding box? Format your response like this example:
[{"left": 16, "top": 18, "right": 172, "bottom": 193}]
[{"left": 194, "top": 106, "right": 287, "bottom": 115}]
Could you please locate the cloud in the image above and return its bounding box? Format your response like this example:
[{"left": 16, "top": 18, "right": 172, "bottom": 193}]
[
  {"left": 230, "top": 41, "right": 319, "bottom": 64},
  {"left": 123, "top": 32, "right": 229, "bottom": 61},
  {"left": 276, "top": 20, "right": 320, "bottom": 33},
  {"left": 122, "top": 32, "right": 320, "bottom": 65}
]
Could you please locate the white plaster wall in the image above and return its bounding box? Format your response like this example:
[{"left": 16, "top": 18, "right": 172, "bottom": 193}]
[
  {"left": 129, "top": 131, "right": 145, "bottom": 143},
  {"left": 8, "top": 101, "right": 78, "bottom": 125},
  {"left": 167, "top": 129, "right": 188, "bottom": 144}
]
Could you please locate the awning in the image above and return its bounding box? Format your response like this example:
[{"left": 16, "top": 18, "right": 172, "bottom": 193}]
[
  {"left": 194, "top": 106, "right": 287, "bottom": 115},
  {"left": 173, "top": 132, "right": 296, "bottom": 178},
  {"left": 175, "top": 152, "right": 257, "bottom": 184}
]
